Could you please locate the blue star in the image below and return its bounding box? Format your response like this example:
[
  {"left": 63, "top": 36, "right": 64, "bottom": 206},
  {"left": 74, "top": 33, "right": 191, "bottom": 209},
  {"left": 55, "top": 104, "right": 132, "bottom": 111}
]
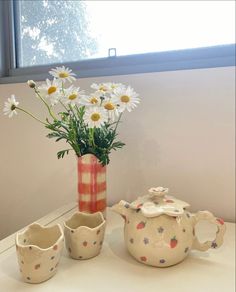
[
  {"left": 211, "top": 241, "right": 218, "bottom": 249},
  {"left": 143, "top": 238, "right": 149, "bottom": 244},
  {"left": 158, "top": 226, "right": 164, "bottom": 233}
]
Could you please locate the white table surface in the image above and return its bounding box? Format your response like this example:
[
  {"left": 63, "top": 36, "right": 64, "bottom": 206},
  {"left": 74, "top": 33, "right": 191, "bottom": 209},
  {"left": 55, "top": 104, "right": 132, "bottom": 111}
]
[{"left": 0, "top": 203, "right": 235, "bottom": 292}]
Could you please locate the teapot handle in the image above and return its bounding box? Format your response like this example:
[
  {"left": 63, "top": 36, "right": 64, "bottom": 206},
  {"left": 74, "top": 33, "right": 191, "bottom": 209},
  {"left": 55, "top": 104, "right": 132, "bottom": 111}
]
[{"left": 191, "top": 211, "right": 226, "bottom": 251}]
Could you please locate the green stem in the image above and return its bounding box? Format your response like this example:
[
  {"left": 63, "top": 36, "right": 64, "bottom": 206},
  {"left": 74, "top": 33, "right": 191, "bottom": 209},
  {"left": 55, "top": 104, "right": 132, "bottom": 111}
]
[
  {"left": 91, "top": 127, "right": 95, "bottom": 147},
  {"left": 68, "top": 104, "right": 77, "bottom": 119},
  {"left": 16, "top": 107, "right": 46, "bottom": 125},
  {"left": 61, "top": 81, "right": 65, "bottom": 95},
  {"left": 59, "top": 100, "right": 69, "bottom": 112},
  {"left": 114, "top": 112, "right": 123, "bottom": 133},
  {"left": 67, "top": 105, "right": 82, "bottom": 156},
  {"left": 75, "top": 104, "right": 80, "bottom": 116},
  {"left": 100, "top": 95, "right": 105, "bottom": 106},
  {"left": 34, "top": 89, "right": 57, "bottom": 120},
  {"left": 89, "top": 127, "right": 95, "bottom": 148}
]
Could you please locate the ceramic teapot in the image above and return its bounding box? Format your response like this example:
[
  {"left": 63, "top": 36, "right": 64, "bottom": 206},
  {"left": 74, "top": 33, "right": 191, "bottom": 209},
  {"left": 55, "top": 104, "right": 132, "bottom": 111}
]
[{"left": 111, "top": 187, "right": 226, "bottom": 267}]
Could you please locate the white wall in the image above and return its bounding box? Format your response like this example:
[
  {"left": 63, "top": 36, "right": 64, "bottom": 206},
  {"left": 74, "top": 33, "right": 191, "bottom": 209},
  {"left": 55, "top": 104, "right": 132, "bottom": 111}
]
[{"left": 0, "top": 66, "right": 235, "bottom": 239}]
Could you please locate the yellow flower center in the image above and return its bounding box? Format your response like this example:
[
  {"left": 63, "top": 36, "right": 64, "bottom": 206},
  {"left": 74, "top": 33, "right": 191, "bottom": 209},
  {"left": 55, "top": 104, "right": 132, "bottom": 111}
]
[
  {"left": 104, "top": 102, "right": 115, "bottom": 110},
  {"left": 68, "top": 93, "right": 77, "bottom": 100},
  {"left": 120, "top": 95, "right": 130, "bottom": 103},
  {"left": 47, "top": 86, "right": 57, "bottom": 95},
  {"left": 91, "top": 113, "right": 101, "bottom": 122},
  {"left": 90, "top": 97, "right": 98, "bottom": 104},
  {"left": 99, "top": 86, "right": 107, "bottom": 92},
  {"left": 59, "top": 72, "right": 69, "bottom": 78}
]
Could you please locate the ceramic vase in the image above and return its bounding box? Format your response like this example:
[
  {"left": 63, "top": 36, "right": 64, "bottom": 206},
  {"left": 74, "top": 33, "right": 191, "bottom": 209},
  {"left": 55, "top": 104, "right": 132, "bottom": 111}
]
[{"left": 77, "top": 154, "right": 107, "bottom": 215}]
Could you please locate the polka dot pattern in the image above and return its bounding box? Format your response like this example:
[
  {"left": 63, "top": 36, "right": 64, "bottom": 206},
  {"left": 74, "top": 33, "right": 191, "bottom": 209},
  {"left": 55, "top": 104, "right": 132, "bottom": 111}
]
[
  {"left": 122, "top": 209, "right": 199, "bottom": 267},
  {"left": 64, "top": 212, "right": 106, "bottom": 260},
  {"left": 16, "top": 223, "right": 64, "bottom": 283}
]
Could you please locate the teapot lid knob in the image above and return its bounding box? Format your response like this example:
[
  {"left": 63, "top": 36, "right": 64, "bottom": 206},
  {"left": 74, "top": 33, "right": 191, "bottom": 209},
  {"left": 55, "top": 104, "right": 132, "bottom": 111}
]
[{"left": 148, "top": 187, "right": 169, "bottom": 200}]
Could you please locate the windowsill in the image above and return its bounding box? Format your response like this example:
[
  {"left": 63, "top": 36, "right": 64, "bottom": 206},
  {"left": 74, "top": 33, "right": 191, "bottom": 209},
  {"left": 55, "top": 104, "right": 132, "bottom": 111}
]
[{"left": 0, "top": 44, "right": 235, "bottom": 84}]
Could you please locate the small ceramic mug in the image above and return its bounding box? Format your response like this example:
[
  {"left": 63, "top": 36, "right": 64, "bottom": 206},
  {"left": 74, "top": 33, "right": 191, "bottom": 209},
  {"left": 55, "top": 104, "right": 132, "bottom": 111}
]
[
  {"left": 15, "top": 223, "right": 64, "bottom": 284},
  {"left": 64, "top": 212, "right": 106, "bottom": 260}
]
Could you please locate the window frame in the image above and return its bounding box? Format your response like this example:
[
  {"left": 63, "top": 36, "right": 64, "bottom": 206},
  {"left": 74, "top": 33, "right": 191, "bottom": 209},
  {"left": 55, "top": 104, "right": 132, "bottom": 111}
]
[{"left": 0, "top": 0, "right": 235, "bottom": 84}]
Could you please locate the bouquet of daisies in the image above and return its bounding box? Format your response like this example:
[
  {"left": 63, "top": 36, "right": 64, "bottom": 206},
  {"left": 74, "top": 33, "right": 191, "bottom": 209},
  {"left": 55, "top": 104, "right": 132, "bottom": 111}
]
[{"left": 3, "top": 66, "right": 140, "bottom": 165}]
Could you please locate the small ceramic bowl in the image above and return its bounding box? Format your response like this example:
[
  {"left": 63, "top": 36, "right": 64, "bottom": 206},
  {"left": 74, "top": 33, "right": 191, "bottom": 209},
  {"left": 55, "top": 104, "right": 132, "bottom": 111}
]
[
  {"left": 15, "top": 223, "right": 64, "bottom": 284},
  {"left": 64, "top": 212, "right": 106, "bottom": 260}
]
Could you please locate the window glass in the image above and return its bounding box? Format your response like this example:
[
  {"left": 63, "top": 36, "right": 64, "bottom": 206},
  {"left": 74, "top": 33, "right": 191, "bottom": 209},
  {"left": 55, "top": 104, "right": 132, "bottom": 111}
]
[{"left": 16, "top": 0, "right": 235, "bottom": 67}]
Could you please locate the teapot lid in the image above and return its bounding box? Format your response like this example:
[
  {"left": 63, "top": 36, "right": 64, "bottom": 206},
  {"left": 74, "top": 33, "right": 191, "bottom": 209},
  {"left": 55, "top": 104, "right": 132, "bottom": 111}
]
[{"left": 129, "top": 187, "right": 190, "bottom": 218}]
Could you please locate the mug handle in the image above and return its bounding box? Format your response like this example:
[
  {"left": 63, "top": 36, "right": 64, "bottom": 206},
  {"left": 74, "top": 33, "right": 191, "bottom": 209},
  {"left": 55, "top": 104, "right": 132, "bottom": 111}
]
[{"left": 192, "top": 211, "right": 226, "bottom": 251}]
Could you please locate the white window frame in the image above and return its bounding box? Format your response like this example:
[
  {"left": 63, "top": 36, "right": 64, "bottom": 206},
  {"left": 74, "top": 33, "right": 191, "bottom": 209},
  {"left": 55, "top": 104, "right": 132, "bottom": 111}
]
[{"left": 0, "top": 0, "right": 235, "bottom": 84}]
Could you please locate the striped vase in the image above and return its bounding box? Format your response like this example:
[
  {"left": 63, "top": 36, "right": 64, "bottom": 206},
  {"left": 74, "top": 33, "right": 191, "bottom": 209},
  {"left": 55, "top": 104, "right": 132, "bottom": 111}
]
[{"left": 77, "top": 154, "right": 107, "bottom": 215}]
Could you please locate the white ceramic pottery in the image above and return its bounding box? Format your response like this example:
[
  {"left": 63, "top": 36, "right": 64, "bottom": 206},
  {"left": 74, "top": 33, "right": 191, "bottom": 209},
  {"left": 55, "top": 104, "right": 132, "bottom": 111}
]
[
  {"left": 15, "top": 223, "right": 64, "bottom": 283},
  {"left": 112, "top": 186, "right": 226, "bottom": 267},
  {"left": 64, "top": 211, "right": 106, "bottom": 260}
]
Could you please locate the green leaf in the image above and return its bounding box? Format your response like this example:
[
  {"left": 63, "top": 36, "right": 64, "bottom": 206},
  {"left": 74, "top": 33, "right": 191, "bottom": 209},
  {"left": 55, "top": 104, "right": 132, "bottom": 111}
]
[
  {"left": 57, "top": 149, "right": 70, "bottom": 159},
  {"left": 45, "top": 106, "right": 125, "bottom": 165}
]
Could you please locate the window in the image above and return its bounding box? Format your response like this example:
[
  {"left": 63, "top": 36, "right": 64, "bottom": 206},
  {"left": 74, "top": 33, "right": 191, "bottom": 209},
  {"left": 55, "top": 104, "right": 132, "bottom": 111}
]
[{"left": 0, "top": 0, "right": 235, "bottom": 83}]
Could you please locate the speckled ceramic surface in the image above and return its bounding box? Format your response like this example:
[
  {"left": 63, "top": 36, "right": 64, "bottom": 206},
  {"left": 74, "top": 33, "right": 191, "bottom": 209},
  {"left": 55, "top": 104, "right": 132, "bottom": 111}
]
[
  {"left": 130, "top": 187, "right": 190, "bottom": 217},
  {"left": 64, "top": 212, "right": 106, "bottom": 260},
  {"left": 112, "top": 187, "right": 226, "bottom": 267},
  {"left": 15, "top": 223, "right": 64, "bottom": 283}
]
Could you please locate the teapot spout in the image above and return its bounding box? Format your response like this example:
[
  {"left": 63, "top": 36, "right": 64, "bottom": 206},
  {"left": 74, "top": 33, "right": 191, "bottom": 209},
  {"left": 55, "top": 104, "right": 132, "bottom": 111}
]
[{"left": 111, "top": 200, "right": 130, "bottom": 218}]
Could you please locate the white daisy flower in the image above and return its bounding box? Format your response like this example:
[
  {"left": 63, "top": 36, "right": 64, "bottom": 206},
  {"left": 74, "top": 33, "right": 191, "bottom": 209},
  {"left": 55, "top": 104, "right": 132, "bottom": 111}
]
[
  {"left": 80, "top": 92, "right": 101, "bottom": 107},
  {"left": 107, "top": 82, "right": 125, "bottom": 93},
  {"left": 38, "top": 78, "right": 60, "bottom": 106},
  {"left": 3, "top": 95, "right": 19, "bottom": 118},
  {"left": 112, "top": 86, "right": 140, "bottom": 112},
  {"left": 49, "top": 66, "right": 76, "bottom": 83},
  {"left": 62, "top": 86, "right": 85, "bottom": 106},
  {"left": 91, "top": 83, "right": 111, "bottom": 94},
  {"left": 103, "top": 97, "right": 120, "bottom": 121},
  {"left": 84, "top": 107, "right": 108, "bottom": 128}
]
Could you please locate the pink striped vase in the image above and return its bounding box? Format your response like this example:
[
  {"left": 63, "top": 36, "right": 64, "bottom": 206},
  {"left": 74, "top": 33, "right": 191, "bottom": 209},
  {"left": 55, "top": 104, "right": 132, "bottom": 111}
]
[{"left": 77, "top": 154, "right": 107, "bottom": 215}]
